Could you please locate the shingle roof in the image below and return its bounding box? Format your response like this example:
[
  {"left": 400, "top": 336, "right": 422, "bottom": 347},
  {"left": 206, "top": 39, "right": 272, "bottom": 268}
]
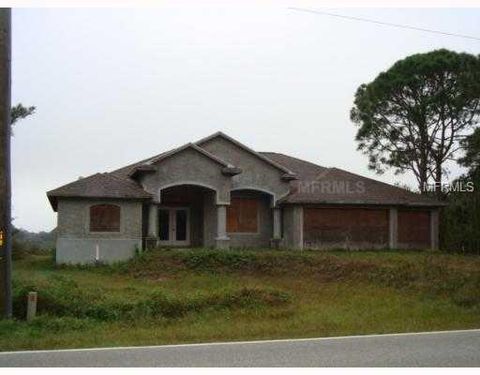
[
  {"left": 261, "top": 152, "right": 443, "bottom": 207},
  {"left": 110, "top": 152, "right": 167, "bottom": 179},
  {"left": 47, "top": 173, "right": 152, "bottom": 211},
  {"left": 260, "top": 152, "right": 328, "bottom": 180},
  {"left": 47, "top": 133, "right": 444, "bottom": 211}
]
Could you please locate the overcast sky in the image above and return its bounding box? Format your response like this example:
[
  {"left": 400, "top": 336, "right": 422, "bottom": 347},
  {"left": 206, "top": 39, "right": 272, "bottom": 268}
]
[{"left": 11, "top": 5, "right": 480, "bottom": 232}]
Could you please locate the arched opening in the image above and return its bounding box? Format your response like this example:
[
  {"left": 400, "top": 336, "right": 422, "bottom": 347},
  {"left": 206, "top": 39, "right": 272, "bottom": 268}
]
[{"left": 155, "top": 184, "right": 217, "bottom": 247}]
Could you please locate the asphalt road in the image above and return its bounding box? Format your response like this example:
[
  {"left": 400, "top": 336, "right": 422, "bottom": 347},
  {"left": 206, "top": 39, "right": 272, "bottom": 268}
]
[{"left": 1, "top": 329, "right": 479, "bottom": 367}]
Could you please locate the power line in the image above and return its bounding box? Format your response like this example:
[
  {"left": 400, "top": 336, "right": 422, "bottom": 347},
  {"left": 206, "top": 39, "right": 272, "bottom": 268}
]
[{"left": 288, "top": 7, "right": 480, "bottom": 42}]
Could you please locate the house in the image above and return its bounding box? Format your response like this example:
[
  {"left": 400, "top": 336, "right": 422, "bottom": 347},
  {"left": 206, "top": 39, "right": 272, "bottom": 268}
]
[{"left": 47, "top": 132, "right": 443, "bottom": 264}]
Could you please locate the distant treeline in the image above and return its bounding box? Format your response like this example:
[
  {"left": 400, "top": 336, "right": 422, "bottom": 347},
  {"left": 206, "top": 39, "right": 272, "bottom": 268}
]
[{"left": 12, "top": 226, "right": 56, "bottom": 254}]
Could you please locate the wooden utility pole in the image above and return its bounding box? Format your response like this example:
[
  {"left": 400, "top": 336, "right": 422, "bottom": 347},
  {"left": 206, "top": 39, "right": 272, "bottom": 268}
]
[{"left": 0, "top": 8, "right": 12, "bottom": 319}]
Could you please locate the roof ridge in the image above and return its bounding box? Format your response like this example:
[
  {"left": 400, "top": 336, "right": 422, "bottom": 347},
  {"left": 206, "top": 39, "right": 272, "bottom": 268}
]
[
  {"left": 106, "top": 171, "right": 144, "bottom": 186},
  {"left": 47, "top": 172, "right": 102, "bottom": 194},
  {"left": 259, "top": 151, "right": 327, "bottom": 171},
  {"left": 146, "top": 142, "right": 231, "bottom": 168},
  {"left": 196, "top": 132, "right": 295, "bottom": 174}
]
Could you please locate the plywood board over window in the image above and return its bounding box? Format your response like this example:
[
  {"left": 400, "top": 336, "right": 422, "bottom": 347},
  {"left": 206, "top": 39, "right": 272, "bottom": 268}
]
[
  {"left": 90, "top": 204, "right": 121, "bottom": 232},
  {"left": 398, "top": 209, "right": 430, "bottom": 248},
  {"left": 303, "top": 207, "right": 389, "bottom": 246},
  {"left": 227, "top": 198, "right": 258, "bottom": 233}
]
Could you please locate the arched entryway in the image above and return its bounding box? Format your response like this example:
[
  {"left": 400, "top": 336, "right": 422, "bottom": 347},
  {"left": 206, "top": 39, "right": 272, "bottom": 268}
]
[{"left": 148, "top": 184, "right": 217, "bottom": 247}]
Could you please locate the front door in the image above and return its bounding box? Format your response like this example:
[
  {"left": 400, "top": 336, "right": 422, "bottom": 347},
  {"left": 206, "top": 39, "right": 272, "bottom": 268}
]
[{"left": 158, "top": 207, "right": 190, "bottom": 246}]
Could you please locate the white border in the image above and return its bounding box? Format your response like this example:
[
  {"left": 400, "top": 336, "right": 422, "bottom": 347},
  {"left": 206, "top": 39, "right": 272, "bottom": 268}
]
[{"left": 4, "top": 1, "right": 480, "bottom": 9}]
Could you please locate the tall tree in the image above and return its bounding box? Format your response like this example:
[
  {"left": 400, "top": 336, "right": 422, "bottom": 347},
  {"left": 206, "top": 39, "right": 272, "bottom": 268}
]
[
  {"left": 0, "top": 9, "right": 11, "bottom": 318},
  {"left": 351, "top": 49, "right": 480, "bottom": 194}
]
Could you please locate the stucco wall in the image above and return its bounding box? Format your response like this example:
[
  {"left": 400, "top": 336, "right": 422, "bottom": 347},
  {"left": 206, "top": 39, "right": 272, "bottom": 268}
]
[
  {"left": 137, "top": 141, "right": 286, "bottom": 249},
  {"left": 55, "top": 198, "right": 143, "bottom": 264},
  {"left": 281, "top": 205, "right": 303, "bottom": 249},
  {"left": 199, "top": 136, "right": 290, "bottom": 205},
  {"left": 203, "top": 190, "right": 217, "bottom": 247},
  {"left": 227, "top": 191, "right": 273, "bottom": 248},
  {"left": 140, "top": 147, "right": 232, "bottom": 204}
]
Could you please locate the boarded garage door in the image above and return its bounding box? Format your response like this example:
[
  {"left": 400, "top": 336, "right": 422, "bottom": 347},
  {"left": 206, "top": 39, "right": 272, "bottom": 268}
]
[
  {"left": 398, "top": 209, "right": 430, "bottom": 249},
  {"left": 304, "top": 207, "right": 389, "bottom": 249}
]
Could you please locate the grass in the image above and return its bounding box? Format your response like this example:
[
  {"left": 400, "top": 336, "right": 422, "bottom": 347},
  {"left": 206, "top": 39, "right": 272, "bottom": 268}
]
[{"left": 1, "top": 248, "right": 480, "bottom": 351}]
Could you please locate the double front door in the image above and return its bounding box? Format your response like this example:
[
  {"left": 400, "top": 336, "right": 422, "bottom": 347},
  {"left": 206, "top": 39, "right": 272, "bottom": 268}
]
[{"left": 158, "top": 207, "right": 190, "bottom": 246}]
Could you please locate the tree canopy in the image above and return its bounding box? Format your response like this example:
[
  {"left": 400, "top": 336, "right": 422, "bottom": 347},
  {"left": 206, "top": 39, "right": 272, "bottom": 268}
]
[
  {"left": 11, "top": 103, "right": 35, "bottom": 126},
  {"left": 458, "top": 127, "right": 480, "bottom": 176},
  {"left": 351, "top": 49, "right": 480, "bottom": 194}
]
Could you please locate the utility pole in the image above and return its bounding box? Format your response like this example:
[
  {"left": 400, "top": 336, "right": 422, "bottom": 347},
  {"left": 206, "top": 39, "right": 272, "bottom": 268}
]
[{"left": 0, "top": 8, "right": 12, "bottom": 319}]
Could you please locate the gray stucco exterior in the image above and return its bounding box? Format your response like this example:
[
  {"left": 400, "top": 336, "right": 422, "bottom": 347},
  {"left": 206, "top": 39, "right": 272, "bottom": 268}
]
[
  {"left": 140, "top": 146, "right": 233, "bottom": 205},
  {"left": 55, "top": 199, "right": 143, "bottom": 264},
  {"left": 48, "top": 132, "right": 443, "bottom": 264},
  {"left": 198, "top": 136, "right": 291, "bottom": 205}
]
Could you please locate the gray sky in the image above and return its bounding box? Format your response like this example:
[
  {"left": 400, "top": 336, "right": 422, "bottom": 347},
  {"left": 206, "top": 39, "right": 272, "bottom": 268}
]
[{"left": 11, "top": 5, "right": 480, "bottom": 232}]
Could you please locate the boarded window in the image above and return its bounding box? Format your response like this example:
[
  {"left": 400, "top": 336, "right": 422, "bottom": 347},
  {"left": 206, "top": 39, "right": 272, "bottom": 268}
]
[
  {"left": 398, "top": 209, "right": 430, "bottom": 247},
  {"left": 304, "top": 207, "right": 389, "bottom": 246},
  {"left": 89, "top": 204, "right": 120, "bottom": 232},
  {"left": 227, "top": 198, "right": 258, "bottom": 233}
]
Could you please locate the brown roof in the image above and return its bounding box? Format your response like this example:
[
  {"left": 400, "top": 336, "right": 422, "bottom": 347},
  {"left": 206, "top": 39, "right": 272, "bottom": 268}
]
[
  {"left": 261, "top": 152, "right": 442, "bottom": 207},
  {"left": 47, "top": 173, "right": 152, "bottom": 211},
  {"left": 47, "top": 133, "right": 444, "bottom": 211},
  {"left": 260, "top": 152, "right": 328, "bottom": 180},
  {"left": 110, "top": 152, "right": 167, "bottom": 179}
]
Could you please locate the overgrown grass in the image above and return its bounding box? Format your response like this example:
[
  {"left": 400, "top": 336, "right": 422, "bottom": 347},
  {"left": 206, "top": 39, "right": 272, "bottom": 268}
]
[
  {"left": 108, "top": 248, "right": 480, "bottom": 308},
  {"left": 2, "top": 248, "right": 480, "bottom": 351},
  {"left": 13, "top": 275, "right": 290, "bottom": 321}
]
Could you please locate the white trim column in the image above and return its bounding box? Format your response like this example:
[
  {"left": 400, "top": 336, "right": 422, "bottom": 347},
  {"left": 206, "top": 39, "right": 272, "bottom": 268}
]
[
  {"left": 215, "top": 204, "right": 230, "bottom": 249},
  {"left": 389, "top": 207, "right": 398, "bottom": 249}
]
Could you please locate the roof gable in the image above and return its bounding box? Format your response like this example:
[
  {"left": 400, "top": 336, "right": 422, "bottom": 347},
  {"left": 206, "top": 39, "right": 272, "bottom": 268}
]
[
  {"left": 46, "top": 133, "right": 444, "bottom": 210},
  {"left": 147, "top": 142, "right": 232, "bottom": 168},
  {"left": 196, "top": 132, "right": 296, "bottom": 177}
]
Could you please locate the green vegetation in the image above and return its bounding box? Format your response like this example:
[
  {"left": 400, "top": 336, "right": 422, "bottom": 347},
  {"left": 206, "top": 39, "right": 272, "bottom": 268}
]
[
  {"left": 351, "top": 49, "right": 480, "bottom": 194},
  {"left": 1, "top": 248, "right": 480, "bottom": 351},
  {"left": 11, "top": 226, "right": 55, "bottom": 260},
  {"left": 440, "top": 128, "right": 480, "bottom": 255}
]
